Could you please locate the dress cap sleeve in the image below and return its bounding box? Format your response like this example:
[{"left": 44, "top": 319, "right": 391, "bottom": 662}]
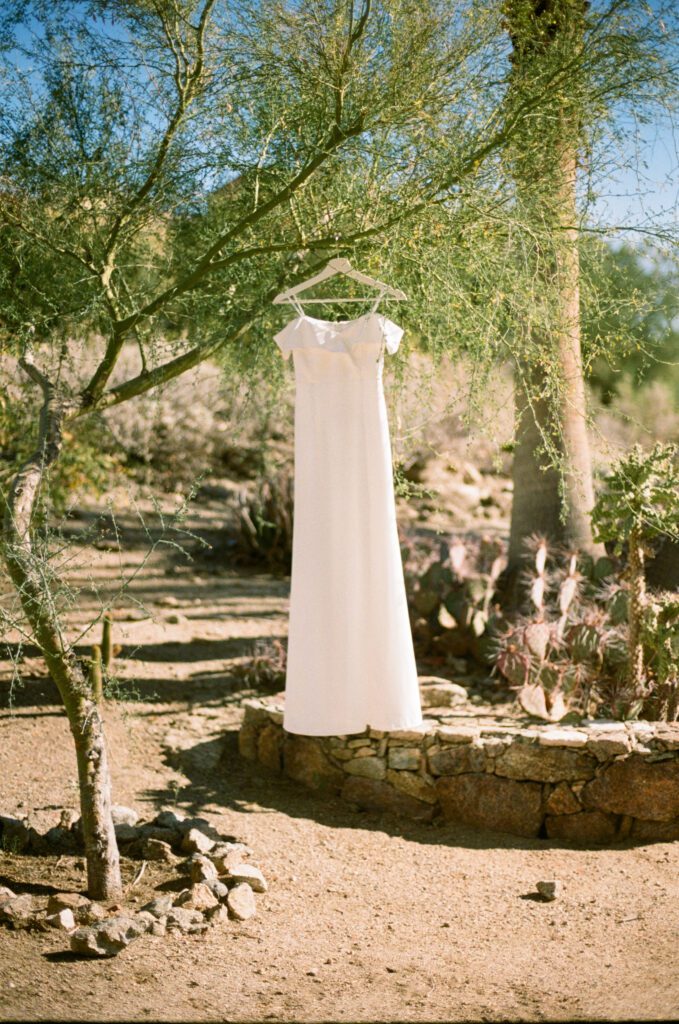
[
  {"left": 273, "top": 318, "right": 303, "bottom": 360},
  {"left": 378, "top": 316, "right": 404, "bottom": 355}
]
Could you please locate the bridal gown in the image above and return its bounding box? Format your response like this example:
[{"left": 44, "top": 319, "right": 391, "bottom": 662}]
[{"left": 274, "top": 312, "right": 423, "bottom": 736}]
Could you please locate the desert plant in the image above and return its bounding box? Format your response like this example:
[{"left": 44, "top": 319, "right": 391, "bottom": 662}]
[
  {"left": 492, "top": 535, "right": 631, "bottom": 720},
  {"left": 234, "top": 469, "right": 294, "bottom": 574},
  {"left": 403, "top": 531, "right": 507, "bottom": 663},
  {"left": 231, "top": 638, "right": 287, "bottom": 694},
  {"left": 591, "top": 442, "right": 679, "bottom": 705}
]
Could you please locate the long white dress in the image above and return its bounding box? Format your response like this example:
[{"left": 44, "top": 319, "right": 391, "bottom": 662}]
[{"left": 274, "top": 312, "right": 423, "bottom": 736}]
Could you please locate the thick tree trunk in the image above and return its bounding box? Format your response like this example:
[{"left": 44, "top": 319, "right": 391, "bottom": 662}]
[
  {"left": 508, "top": 153, "right": 603, "bottom": 571},
  {"left": 501, "top": 1, "right": 604, "bottom": 605},
  {"left": 1, "top": 366, "right": 121, "bottom": 899}
]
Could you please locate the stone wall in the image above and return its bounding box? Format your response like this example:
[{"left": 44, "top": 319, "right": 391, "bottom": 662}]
[{"left": 238, "top": 697, "right": 679, "bottom": 844}]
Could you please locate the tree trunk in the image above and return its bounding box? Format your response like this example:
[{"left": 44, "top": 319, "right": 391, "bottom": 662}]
[
  {"left": 501, "top": 0, "right": 604, "bottom": 605},
  {"left": 1, "top": 369, "right": 121, "bottom": 899}
]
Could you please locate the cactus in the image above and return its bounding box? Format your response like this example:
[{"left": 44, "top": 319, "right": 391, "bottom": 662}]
[
  {"left": 101, "top": 613, "right": 113, "bottom": 669},
  {"left": 592, "top": 443, "right": 679, "bottom": 712},
  {"left": 89, "top": 645, "right": 104, "bottom": 703},
  {"left": 490, "top": 536, "right": 633, "bottom": 720}
]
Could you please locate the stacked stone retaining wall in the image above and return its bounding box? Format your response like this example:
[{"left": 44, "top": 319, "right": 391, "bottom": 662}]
[{"left": 238, "top": 698, "right": 679, "bottom": 844}]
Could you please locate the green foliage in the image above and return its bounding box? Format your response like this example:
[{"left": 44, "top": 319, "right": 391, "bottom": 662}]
[
  {"left": 0, "top": 385, "right": 121, "bottom": 512},
  {"left": 591, "top": 442, "right": 679, "bottom": 550},
  {"left": 581, "top": 241, "right": 679, "bottom": 404}
]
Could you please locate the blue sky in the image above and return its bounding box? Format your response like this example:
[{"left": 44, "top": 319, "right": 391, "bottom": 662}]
[{"left": 592, "top": 118, "right": 679, "bottom": 232}]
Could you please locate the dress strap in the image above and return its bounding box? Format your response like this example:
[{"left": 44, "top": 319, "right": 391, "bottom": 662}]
[
  {"left": 370, "top": 289, "right": 385, "bottom": 314},
  {"left": 290, "top": 295, "right": 306, "bottom": 318}
]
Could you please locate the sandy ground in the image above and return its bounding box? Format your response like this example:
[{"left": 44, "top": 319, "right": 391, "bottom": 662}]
[{"left": 1, "top": 504, "right": 678, "bottom": 1023}]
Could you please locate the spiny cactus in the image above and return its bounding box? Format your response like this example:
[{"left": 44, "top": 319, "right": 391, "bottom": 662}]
[
  {"left": 491, "top": 535, "right": 632, "bottom": 720},
  {"left": 591, "top": 442, "right": 679, "bottom": 704},
  {"left": 101, "top": 613, "right": 113, "bottom": 669}
]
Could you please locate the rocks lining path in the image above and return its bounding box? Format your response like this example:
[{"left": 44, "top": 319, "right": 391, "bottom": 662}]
[{"left": 0, "top": 808, "right": 267, "bottom": 956}]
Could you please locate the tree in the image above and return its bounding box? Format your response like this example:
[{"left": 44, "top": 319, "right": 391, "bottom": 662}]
[
  {"left": 496, "top": 0, "right": 678, "bottom": 601},
  {"left": 0, "top": 0, "right": 563, "bottom": 898}
]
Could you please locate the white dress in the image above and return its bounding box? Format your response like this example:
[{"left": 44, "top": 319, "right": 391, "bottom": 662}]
[{"left": 274, "top": 312, "right": 423, "bottom": 736}]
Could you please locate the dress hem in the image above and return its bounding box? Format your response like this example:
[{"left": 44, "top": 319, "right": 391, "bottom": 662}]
[{"left": 282, "top": 717, "right": 425, "bottom": 737}]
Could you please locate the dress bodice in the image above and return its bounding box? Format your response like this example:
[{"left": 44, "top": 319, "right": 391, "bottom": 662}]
[{"left": 274, "top": 314, "right": 403, "bottom": 383}]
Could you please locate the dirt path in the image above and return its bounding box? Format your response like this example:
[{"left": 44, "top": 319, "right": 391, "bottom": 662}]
[{"left": 1, "top": 518, "right": 678, "bottom": 1022}]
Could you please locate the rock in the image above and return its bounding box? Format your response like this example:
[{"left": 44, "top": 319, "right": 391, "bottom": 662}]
[
  {"left": 387, "top": 748, "right": 422, "bottom": 771},
  {"left": 206, "top": 880, "right": 229, "bottom": 902},
  {"left": 150, "top": 918, "right": 167, "bottom": 937},
  {"left": 0, "top": 886, "right": 16, "bottom": 902},
  {"left": 175, "top": 816, "right": 215, "bottom": 837},
  {"left": 495, "top": 743, "right": 597, "bottom": 783},
  {"left": 388, "top": 722, "right": 438, "bottom": 742},
  {"left": 257, "top": 724, "right": 284, "bottom": 771},
  {"left": 114, "top": 823, "right": 139, "bottom": 844},
  {"left": 581, "top": 755, "right": 679, "bottom": 821},
  {"left": 436, "top": 775, "right": 544, "bottom": 838},
  {"left": 428, "top": 743, "right": 486, "bottom": 776},
  {"left": 175, "top": 884, "right": 219, "bottom": 911},
  {"left": 538, "top": 729, "right": 588, "bottom": 749},
  {"left": 142, "top": 838, "right": 175, "bottom": 862},
  {"left": 165, "top": 907, "right": 205, "bottom": 933},
  {"left": 419, "top": 679, "right": 468, "bottom": 708},
  {"left": 225, "top": 865, "right": 268, "bottom": 894},
  {"left": 0, "top": 815, "right": 30, "bottom": 853},
  {"left": 341, "top": 776, "right": 436, "bottom": 822},
  {"left": 436, "top": 725, "right": 479, "bottom": 745},
  {"left": 82, "top": 903, "right": 107, "bottom": 925},
  {"left": 165, "top": 613, "right": 186, "bottom": 624},
  {"left": 133, "top": 911, "right": 158, "bottom": 933},
  {"left": 47, "top": 892, "right": 91, "bottom": 915},
  {"left": 630, "top": 817, "right": 679, "bottom": 842},
  {"left": 43, "top": 826, "right": 79, "bottom": 853},
  {"left": 152, "top": 810, "right": 186, "bottom": 831},
  {"left": 58, "top": 809, "right": 79, "bottom": 829},
  {"left": 141, "top": 895, "right": 174, "bottom": 919},
  {"left": 45, "top": 908, "right": 76, "bottom": 931},
  {"left": 205, "top": 904, "right": 229, "bottom": 925},
  {"left": 0, "top": 894, "right": 35, "bottom": 929},
  {"left": 545, "top": 782, "right": 581, "bottom": 816},
  {"left": 385, "top": 769, "right": 438, "bottom": 805},
  {"left": 189, "top": 854, "right": 218, "bottom": 883},
  {"left": 211, "top": 841, "right": 252, "bottom": 859},
  {"left": 283, "top": 735, "right": 344, "bottom": 792},
  {"left": 181, "top": 828, "right": 215, "bottom": 855},
  {"left": 226, "top": 883, "right": 256, "bottom": 921},
  {"left": 586, "top": 732, "right": 632, "bottom": 760},
  {"left": 536, "top": 880, "right": 562, "bottom": 902},
  {"left": 211, "top": 847, "right": 251, "bottom": 874},
  {"left": 136, "top": 824, "right": 179, "bottom": 847},
  {"left": 70, "top": 916, "right": 144, "bottom": 957},
  {"left": 158, "top": 595, "right": 179, "bottom": 607},
  {"left": 462, "top": 461, "right": 483, "bottom": 484},
  {"left": 344, "top": 756, "right": 387, "bottom": 780},
  {"left": 545, "top": 810, "right": 619, "bottom": 844},
  {"left": 111, "top": 806, "right": 139, "bottom": 827},
  {"left": 238, "top": 721, "right": 260, "bottom": 761}
]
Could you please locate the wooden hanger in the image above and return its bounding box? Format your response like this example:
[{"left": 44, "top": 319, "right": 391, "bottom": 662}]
[{"left": 272, "top": 258, "right": 407, "bottom": 305}]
